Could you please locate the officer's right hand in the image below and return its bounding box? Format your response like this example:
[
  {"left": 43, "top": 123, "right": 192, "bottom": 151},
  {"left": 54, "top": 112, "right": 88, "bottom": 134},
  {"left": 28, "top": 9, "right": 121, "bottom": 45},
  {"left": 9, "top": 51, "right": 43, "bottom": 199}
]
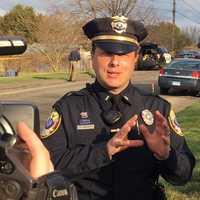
[
  {"left": 107, "top": 115, "right": 144, "bottom": 159},
  {"left": 16, "top": 122, "right": 54, "bottom": 179}
]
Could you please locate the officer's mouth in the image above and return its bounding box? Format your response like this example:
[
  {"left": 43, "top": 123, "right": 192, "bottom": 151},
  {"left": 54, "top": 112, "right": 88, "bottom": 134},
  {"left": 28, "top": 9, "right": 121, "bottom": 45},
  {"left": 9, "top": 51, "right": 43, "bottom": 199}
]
[{"left": 107, "top": 71, "right": 121, "bottom": 78}]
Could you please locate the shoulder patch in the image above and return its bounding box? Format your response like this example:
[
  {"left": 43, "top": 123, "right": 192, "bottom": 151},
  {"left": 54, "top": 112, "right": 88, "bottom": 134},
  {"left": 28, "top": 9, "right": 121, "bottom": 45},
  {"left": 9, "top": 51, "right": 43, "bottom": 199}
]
[
  {"left": 40, "top": 110, "right": 61, "bottom": 139},
  {"left": 168, "top": 110, "right": 184, "bottom": 136}
]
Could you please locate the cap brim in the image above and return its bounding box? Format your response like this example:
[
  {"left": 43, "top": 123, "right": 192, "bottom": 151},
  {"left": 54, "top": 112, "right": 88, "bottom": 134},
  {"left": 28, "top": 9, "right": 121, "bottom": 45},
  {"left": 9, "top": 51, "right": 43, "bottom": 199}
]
[{"left": 95, "top": 41, "right": 139, "bottom": 54}]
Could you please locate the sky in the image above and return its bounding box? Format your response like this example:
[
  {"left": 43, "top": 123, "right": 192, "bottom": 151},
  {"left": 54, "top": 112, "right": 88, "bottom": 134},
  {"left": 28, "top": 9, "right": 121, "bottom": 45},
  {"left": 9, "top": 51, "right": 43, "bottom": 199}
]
[
  {"left": 1, "top": 0, "right": 200, "bottom": 28},
  {"left": 149, "top": 0, "right": 200, "bottom": 27}
]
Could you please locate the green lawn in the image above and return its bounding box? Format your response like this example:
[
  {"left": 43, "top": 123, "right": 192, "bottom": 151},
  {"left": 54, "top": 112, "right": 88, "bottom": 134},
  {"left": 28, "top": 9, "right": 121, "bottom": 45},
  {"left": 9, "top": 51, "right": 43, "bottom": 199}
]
[
  {"left": 0, "top": 72, "right": 67, "bottom": 83},
  {"left": 0, "top": 72, "right": 92, "bottom": 86},
  {"left": 165, "top": 102, "right": 200, "bottom": 200}
]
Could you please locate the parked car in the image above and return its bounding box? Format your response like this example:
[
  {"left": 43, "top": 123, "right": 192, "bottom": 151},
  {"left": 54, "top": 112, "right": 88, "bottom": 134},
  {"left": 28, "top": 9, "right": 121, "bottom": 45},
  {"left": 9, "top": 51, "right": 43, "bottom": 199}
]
[
  {"left": 158, "top": 58, "right": 200, "bottom": 96},
  {"left": 137, "top": 42, "right": 171, "bottom": 70},
  {"left": 175, "top": 50, "right": 200, "bottom": 59}
]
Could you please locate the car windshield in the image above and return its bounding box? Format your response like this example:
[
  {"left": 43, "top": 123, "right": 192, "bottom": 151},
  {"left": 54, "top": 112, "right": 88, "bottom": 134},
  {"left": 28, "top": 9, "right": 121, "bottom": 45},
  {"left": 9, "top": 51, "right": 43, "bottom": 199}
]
[{"left": 167, "top": 60, "right": 200, "bottom": 70}]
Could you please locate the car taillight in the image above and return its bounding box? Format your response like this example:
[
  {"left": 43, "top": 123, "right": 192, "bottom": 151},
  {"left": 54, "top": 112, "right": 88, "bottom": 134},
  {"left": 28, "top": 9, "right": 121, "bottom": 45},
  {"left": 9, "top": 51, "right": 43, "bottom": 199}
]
[
  {"left": 192, "top": 71, "right": 200, "bottom": 78},
  {"left": 159, "top": 68, "right": 165, "bottom": 76}
]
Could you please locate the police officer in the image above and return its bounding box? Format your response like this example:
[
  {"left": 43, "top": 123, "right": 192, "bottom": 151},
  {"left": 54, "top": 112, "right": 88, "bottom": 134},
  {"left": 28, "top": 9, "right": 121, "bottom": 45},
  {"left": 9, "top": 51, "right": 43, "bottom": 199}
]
[{"left": 41, "top": 15, "right": 195, "bottom": 200}]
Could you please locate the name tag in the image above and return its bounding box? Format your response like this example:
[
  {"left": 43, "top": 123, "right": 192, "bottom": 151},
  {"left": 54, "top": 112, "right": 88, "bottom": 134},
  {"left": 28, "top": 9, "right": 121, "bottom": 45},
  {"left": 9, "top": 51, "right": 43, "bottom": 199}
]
[{"left": 77, "top": 124, "right": 95, "bottom": 130}]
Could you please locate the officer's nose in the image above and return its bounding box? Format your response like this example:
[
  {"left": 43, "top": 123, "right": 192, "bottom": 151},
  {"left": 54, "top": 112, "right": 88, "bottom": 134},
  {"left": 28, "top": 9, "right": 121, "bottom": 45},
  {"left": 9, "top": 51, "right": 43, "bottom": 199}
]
[{"left": 110, "top": 54, "right": 120, "bottom": 67}]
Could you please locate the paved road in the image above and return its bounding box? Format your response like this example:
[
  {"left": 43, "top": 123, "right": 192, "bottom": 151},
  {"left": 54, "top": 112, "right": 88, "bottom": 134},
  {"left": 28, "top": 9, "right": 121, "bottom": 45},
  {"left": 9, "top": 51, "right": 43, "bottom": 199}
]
[{"left": 0, "top": 71, "right": 199, "bottom": 129}]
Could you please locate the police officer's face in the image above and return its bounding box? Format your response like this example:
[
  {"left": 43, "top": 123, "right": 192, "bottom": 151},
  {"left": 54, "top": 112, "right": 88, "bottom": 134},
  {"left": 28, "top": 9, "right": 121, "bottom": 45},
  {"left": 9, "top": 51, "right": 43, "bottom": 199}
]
[{"left": 92, "top": 47, "right": 138, "bottom": 94}]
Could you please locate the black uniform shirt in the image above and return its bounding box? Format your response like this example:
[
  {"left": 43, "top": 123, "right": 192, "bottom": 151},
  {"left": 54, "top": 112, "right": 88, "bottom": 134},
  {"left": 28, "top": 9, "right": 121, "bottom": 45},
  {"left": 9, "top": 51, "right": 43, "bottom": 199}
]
[{"left": 41, "top": 81, "right": 195, "bottom": 200}]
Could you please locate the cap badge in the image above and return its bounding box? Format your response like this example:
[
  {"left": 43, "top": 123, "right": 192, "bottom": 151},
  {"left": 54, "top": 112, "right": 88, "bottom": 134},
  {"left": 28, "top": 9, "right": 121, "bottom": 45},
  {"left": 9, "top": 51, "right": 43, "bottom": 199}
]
[
  {"left": 141, "top": 109, "right": 154, "bottom": 126},
  {"left": 111, "top": 15, "right": 128, "bottom": 34}
]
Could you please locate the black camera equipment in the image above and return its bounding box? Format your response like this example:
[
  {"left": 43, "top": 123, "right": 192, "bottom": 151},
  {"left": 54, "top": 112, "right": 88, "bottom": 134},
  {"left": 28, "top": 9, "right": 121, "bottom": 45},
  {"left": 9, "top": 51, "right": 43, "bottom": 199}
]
[{"left": 0, "top": 37, "right": 78, "bottom": 200}]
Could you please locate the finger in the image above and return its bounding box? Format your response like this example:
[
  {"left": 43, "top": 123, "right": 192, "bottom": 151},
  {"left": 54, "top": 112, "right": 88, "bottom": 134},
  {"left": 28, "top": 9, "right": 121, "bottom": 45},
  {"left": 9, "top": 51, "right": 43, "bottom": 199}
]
[
  {"left": 139, "top": 124, "right": 151, "bottom": 139},
  {"left": 117, "top": 115, "right": 138, "bottom": 138},
  {"left": 16, "top": 122, "right": 44, "bottom": 155},
  {"left": 126, "top": 115, "right": 138, "bottom": 127},
  {"left": 162, "top": 135, "right": 170, "bottom": 145},
  {"left": 161, "top": 121, "right": 170, "bottom": 136},
  {"left": 114, "top": 139, "right": 144, "bottom": 148},
  {"left": 155, "top": 121, "right": 170, "bottom": 137},
  {"left": 126, "top": 139, "right": 144, "bottom": 148},
  {"left": 154, "top": 111, "right": 167, "bottom": 127},
  {"left": 154, "top": 111, "right": 170, "bottom": 136},
  {"left": 117, "top": 140, "right": 144, "bottom": 152}
]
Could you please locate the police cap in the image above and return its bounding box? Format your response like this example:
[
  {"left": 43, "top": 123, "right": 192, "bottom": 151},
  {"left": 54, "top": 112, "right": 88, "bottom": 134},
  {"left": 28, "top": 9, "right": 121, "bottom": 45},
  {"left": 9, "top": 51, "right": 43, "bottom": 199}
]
[{"left": 82, "top": 15, "right": 148, "bottom": 54}]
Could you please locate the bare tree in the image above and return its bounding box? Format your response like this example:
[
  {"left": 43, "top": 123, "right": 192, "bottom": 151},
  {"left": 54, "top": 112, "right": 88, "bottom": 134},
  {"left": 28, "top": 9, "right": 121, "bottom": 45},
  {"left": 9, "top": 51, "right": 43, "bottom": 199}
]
[
  {"left": 45, "top": 0, "right": 158, "bottom": 25},
  {"left": 45, "top": 0, "right": 140, "bottom": 18},
  {"left": 34, "top": 11, "right": 83, "bottom": 72},
  {"left": 183, "top": 25, "right": 200, "bottom": 43},
  {"left": 71, "top": 0, "right": 139, "bottom": 18}
]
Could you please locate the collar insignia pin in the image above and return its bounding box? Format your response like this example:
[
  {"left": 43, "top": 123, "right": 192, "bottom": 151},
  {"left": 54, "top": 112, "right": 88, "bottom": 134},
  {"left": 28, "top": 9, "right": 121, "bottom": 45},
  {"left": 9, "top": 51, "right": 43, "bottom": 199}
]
[
  {"left": 79, "top": 112, "right": 91, "bottom": 125},
  {"left": 80, "top": 112, "right": 88, "bottom": 119}
]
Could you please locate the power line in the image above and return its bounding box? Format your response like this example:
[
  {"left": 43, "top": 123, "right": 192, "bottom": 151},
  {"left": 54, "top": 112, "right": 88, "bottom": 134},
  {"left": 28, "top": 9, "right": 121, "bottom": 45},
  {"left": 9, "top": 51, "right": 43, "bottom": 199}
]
[
  {"left": 148, "top": 0, "right": 200, "bottom": 24},
  {"left": 136, "top": 5, "right": 171, "bottom": 13},
  {"left": 149, "top": 0, "right": 200, "bottom": 15},
  {"left": 176, "top": 11, "right": 200, "bottom": 25},
  {"left": 180, "top": 0, "right": 200, "bottom": 16},
  {"left": 137, "top": 5, "right": 200, "bottom": 25}
]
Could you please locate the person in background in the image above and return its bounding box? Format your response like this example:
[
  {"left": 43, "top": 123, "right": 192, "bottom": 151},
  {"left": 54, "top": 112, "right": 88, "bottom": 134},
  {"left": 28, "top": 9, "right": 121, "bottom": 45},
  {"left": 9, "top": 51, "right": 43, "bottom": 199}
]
[
  {"left": 41, "top": 15, "right": 196, "bottom": 200},
  {"left": 67, "top": 48, "right": 81, "bottom": 81}
]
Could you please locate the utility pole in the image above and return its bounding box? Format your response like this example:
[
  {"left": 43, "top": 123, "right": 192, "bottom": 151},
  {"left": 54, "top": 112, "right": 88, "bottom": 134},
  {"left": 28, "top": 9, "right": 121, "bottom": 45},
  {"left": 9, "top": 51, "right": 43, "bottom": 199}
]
[{"left": 172, "top": 0, "right": 176, "bottom": 55}]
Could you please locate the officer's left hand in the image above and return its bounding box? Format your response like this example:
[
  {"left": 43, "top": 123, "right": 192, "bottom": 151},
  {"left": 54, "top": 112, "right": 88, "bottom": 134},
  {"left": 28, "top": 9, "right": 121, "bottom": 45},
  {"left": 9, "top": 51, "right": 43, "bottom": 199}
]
[
  {"left": 107, "top": 115, "right": 144, "bottom": 159},
  {"left": 139, "top": 111, "right": 171, "bottom": 160}
]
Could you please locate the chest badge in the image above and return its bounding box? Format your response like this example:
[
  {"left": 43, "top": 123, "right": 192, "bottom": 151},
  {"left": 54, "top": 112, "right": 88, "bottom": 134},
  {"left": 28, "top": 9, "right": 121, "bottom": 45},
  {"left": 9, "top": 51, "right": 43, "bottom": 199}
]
[
  {"left": 141, "top": 109, "right": 154, "bottom": 126},
  {"left": 77, "top": 112, "right": 95, "bottom": 130}
]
